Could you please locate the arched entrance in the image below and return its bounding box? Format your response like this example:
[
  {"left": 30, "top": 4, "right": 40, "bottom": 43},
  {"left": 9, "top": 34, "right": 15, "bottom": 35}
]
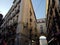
[{"left": 39, "top": 36, "right": 48, "bottom": 45}]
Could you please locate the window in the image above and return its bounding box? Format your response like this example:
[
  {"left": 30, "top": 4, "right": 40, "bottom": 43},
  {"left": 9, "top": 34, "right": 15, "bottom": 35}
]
[
  {"left": 16, "top": 9, "right": 20, "bottom": 14},
  {"left": 12, "top": 8, "right": 14, "bottom": 12},
  {"left": 59, "top": 0, "right": 60, "bottom": 5},
  {"left": 14, "top": 4, "right": 17, "bottom": 9},
  {"left": 30, "top": 18, "right": 32, "bottom": 22},
  {"left": 52, "top": 0, "right": 55, "bottom": 8},
  {"left": 52, "top": 26, "right": 57, "bottom": 33},
  {"left": 30, "top": 28, "right": 32, "bottom": 32},
  {"left": 12, "top": 13, "right": 15, "bottom": 17},
  {"left": 30, "top": 10, "right": 32, "bottom": 16},
  {"left": 17, "top": 16, "right": 18, "bottom": 21},
  {"left": 18, "top": 5, "right": 20, "bottom": 9},
  {"left": 53, "top": 17, "right": 57, "bottom": 23},
  {"left": 59, "top": 0, "right": 60, "bottom": 13},
  {"left": 50, "top": 8, "right": 53, "bottom": 15},
  {"left": 40, "top": 25, "right": 43, "bottom": 34},
  {"left": 35, "top": 34, "right": 37, "bottom": 37},
  {"left": 55, "top": 8, "right": 59, "bottom": 19},
  {"left": 13, "top": 0, "right": 16, "bottom": 3},
  {"left": 13, "top": 19, "right": 15, "bottom": 22},
  {"left": 49, "top": 16, "right": 51, "bottom": 20},
  {"left": 59, "top": 9, "right": 60, "bottom": 13},
  {"left": 24, "top": 25, "right": 26, "bottom": 28},
  {"left": 48, "top": 0, "right": 50, "bottom": 6},
  {"left": 17, "top": 0, "right": 21, "bottom": 4},
  {"left": 23, "top": 23, "right": 28, "bottom": 28}
]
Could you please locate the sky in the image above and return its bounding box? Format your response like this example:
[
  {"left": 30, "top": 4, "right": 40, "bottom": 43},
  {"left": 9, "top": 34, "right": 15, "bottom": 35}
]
[
  {"left": 0, "top": 0, "right": 46, "bottom": 19},
  {"left": 32, "top": 0, "right": 46, "bottom": 19},
  {"left": 0, "top": 0, "right": 13, "bottom": 17}
]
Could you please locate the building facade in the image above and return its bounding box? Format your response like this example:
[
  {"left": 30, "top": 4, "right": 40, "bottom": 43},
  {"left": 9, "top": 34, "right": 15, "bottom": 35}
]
[
  {"left": 0, "top": 14, "right": 4, "bottom": 45},
  {"left": 37, "top": 18, "right": 47, "bottom": 37},
  {"left": 47, "top": 0, "right": 60, "bottom": 45},
  {"left": 0, "top": 14, "right": 3, "bottom": 26},
  {"left": 1, "top": 0, "right": 37, "bottom": 45}
]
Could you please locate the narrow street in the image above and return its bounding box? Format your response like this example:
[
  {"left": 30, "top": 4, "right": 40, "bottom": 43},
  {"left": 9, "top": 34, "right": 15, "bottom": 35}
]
[{"left": 0, "top": 0, "right": 60, "bottom": 45}]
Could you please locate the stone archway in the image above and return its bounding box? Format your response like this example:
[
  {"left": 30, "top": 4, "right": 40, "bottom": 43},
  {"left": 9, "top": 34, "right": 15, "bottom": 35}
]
[{"left": 39, "top": 36, "right": 48, "bottom": 45}]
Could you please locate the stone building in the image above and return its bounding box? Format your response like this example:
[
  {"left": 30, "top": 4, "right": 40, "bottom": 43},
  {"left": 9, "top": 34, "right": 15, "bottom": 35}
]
[
  {"left": 0, "top": 14, "right": 4, "bottom": 45},
  {"left": 1, "top": 0, "right": 37, "bottom": 45},
  {"left": 37, "top": 18, "right": 47, "bottom": 37},
  {"left": 0, "top": 14, "right": 3, "bottom": 26},
  {"left": 37, "top": 18, "right": 47, "bottom": 45},
  {"left": 47, "top": 0, "right": 60, "bottom": 45}
]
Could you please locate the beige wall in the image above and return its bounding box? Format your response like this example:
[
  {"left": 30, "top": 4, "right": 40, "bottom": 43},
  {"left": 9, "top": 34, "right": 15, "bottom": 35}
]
[
  {"left": 46, "top": 0, "right": 49, "bottom": 14},
  {"left": 37, "top": 18, "right": 47, "bottom": 37},
  {"left": 19, "top": 0, "right": 37, "bottom": 37}
]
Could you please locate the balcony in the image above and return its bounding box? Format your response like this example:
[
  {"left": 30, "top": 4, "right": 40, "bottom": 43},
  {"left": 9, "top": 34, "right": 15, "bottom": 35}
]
[
  {"left": 13, "top": 0, "right": 16, "bottom": 3},
  {"left": 14, "top": 4, "right": 17, "bottom": 9},
  {"left": 50, "top": 8, "right": 53, "bottom": 15},
  {"left": 55, "top": 8, "right": 59, "bottom": 20},
  {"left": 15, "top": 9, "right": 20, "bottom": 14},
  {"left": 17, "top": 0, "right": 21, "bottom": 4},
  {"left": 55, "top": 32, "right": 60, "bottom": 36},
  {"left": 52, "top": 0, "right": 55, "bottom": 8}
]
